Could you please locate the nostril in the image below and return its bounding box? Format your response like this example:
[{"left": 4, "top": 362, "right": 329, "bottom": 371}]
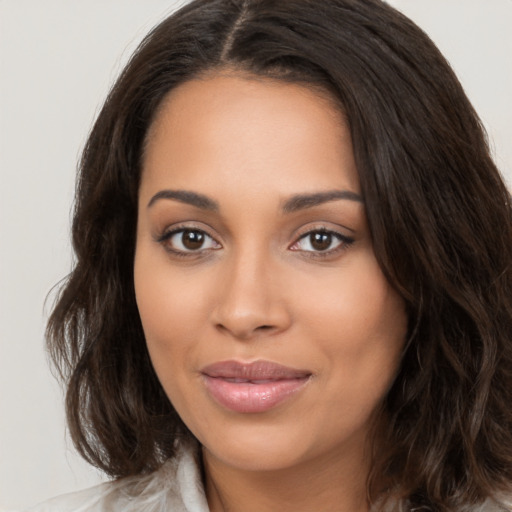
[{"left": 215, "top": 322, "right": 276, "bottom": 338}]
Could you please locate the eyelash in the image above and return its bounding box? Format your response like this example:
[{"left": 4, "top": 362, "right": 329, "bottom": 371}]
[{"left": 156, "top": 226, "right": 354, "bottom": 259}]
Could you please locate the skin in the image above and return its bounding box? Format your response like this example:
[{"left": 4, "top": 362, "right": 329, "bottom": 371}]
[{"left": 134, "top": 72, "right": 407, "bottom": 512}]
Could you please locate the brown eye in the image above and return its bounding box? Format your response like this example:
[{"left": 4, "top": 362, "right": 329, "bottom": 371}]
[
  {"left": 181, "top": 229, "right": 205, "bottom": 250},
  {"left": 160, "top": 228, "right": 220, "bottom": 253},
  {"left": 310, "top": 232, "right": 333, "bottom": 251},
  {"left": 290, "top": 229, "right": 353, "bottom": 255}
]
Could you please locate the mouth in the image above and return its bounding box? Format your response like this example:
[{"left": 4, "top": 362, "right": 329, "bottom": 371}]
[{"left": 201, "top": 360, "right": 312, "bottom": 413}]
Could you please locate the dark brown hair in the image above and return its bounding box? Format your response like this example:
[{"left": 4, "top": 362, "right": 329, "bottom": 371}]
[{"left": 47, "top": 0, "right": 512, "bottom": 510}]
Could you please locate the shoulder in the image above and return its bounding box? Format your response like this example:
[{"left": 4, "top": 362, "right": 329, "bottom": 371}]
[
  {"left": 377, "top": 496, "right": 512, "bottom": 512},
  {"left": 468, "top": 499, "right": 512, "bottom": 512},
  {"left": 23, "top": 443, "right": 209, "bottom": 512},
  {"left": 23, "top": 483, "right": 112, "bottom": 512},
  {"left": 490, "top": 498, "right": 512, "bottom": 511}
]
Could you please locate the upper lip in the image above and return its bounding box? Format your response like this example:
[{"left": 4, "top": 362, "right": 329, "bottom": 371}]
[{"left": 201, "top": 360, "right": 311, "bottom": 381}]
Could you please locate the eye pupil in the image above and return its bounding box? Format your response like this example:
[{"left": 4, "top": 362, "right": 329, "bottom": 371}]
[
  {"left": 182, "top": 230, "right": 204, "bottom": 250},
  {"left": 311, "top": 232, "right": 332, "bottom": 251}
]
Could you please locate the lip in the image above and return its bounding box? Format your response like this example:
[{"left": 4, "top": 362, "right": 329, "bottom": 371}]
[{"left": 201, "top": 360, "right": 312, "bottom": 413}]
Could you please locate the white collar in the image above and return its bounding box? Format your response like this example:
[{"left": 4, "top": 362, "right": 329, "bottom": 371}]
[{"left": 26, "top": 443, "right": 209, "bottom": 512}]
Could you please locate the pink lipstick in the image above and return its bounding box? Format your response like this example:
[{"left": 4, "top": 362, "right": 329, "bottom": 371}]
[{"left": 201, "top": 360, "right": 311, "bottom": 413}]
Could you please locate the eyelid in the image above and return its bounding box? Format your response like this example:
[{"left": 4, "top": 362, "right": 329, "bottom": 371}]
[
  {"left": 155, "top": 221, "right": 217, "bottom": 241},
  {"left": 290, "top": 223, "right": 354, "bottom": 243}
]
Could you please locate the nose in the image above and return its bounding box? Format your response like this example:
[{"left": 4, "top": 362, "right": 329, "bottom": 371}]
[{"left": 211, "top": 251, "right": 292, "bottom": 340}]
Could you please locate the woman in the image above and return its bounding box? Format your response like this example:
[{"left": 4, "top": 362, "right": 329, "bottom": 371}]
[{"left": 31, "top": 0, "right": 512, "bottom": 510}]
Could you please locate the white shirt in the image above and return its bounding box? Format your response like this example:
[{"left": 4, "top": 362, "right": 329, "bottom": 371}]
[{"left": 23, "top": 445, "right": 209, "bottom": 512}]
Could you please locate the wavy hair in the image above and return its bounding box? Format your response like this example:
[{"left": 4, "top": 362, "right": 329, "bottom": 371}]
[{"left": 47, "top": 0, "right": 512, "bottom": 510}]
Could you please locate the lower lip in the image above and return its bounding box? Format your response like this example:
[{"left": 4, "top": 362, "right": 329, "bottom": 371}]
[{"left": 202, "top": 376, "right": 310, "bottom": 413}]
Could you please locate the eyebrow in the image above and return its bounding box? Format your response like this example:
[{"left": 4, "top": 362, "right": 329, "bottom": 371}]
[
  {"left": 147, "top": 189, "right": 219, "bottom": 211},
  {"left": 147, "top": 188, "right": 363, "bottom": 213},
  {"left": 282, "top": 190, "right": 363, "bottom": 213}
]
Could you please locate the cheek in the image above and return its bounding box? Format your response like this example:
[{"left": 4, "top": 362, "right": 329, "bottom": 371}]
[
  {"left": 292, "top": 252, "right": 407, "bottom": 392},
  {"left": 295, "top": 250, "right": 405, "bottom": 338},
  {"left": 133, "top": 246, "right": 207, "bottom": 379}
]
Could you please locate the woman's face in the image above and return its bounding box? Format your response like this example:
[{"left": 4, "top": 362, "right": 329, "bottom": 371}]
[{"left": 134, "top": 73, "right": 407, "bottom": 474}]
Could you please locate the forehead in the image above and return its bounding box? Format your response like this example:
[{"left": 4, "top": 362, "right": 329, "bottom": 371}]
[{"left": 141, "top": 73, "right": 360, "bottom": 200}]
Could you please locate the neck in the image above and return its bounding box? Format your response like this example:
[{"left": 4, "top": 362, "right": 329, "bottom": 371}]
[{"left": 202, "top": 445, "right": 371, "bottom": 512}]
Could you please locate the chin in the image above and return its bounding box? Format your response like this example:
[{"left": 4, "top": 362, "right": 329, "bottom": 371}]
[
  {"left": 202, "top": 437, "right": 306, "bottom": 472},
  {"left": 194, "top": 411, "right": 371, "bottom": 475}
]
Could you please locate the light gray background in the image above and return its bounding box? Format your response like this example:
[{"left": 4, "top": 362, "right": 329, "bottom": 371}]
[{"left": 1, "top": 1, "right": 511, "bottom": 509}]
